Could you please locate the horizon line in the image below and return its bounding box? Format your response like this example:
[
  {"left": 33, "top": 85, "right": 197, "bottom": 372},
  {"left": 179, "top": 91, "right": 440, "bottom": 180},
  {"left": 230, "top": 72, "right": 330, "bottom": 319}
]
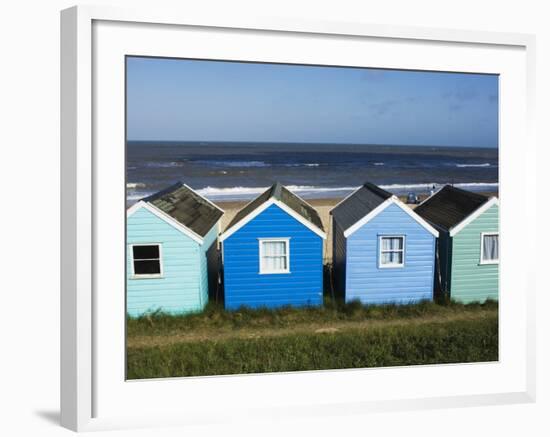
[{"left": 126, "top": 140, "right": 498, "bottom": 149}]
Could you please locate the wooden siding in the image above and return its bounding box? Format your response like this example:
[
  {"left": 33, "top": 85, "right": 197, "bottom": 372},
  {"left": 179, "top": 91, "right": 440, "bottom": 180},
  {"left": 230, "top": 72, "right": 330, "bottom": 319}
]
[
  {"left": 344, "top": 203, "right": 436, "bottom": 304},
  {"left": 332, "top": 218, "right": 347, "bottom": 297},
  {"left": 434, "top": 230, "right": 452, "bottom": 297},
  {"left": 223, "top": 203, "right": 323, "bottom": 309},
  {"left": 450, "top": 204, "right": 499, "bottom": 303},
  {"left": 198, "top": 224, "right": 218, "bottom": 307},
  {"left": 126, "top": 207, "right": 206, "bottom": 316}
]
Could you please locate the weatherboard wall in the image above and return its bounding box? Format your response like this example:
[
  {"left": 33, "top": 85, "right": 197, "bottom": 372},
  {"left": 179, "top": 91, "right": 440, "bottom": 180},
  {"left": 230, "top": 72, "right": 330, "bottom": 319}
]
[
  {"left": 332, "top": 218, "right": 347, "bottom": 297},
  {"left": 340, "top": 203, "right": 436, "bottom": 305},
  {"left": 433, "top": 229, "right": 452, "bottom": 297},
  {"left": 126, "top": 206, "right": 209, "bottom": 316},
  {"left": 450, "top": 204, "right": 499, "bottom": 303},
  {"left": 222, "top": 203, "right": 323, "bottom": 309},
  {"left": 199, "top": 223, "right": 220, "bottom": 304}
]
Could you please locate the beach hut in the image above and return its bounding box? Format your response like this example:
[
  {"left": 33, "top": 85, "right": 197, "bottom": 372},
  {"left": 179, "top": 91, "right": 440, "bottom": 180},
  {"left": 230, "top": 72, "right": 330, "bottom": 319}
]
[
  {"left": 414, "top": 185, "right": 499, "bottom": 303},
  {"left": 220, "top": 183, "right": 326, "bottom": 309},
  {"left": 126, "top": 182, "right": 224, "bottom": 316},
  {"left": 330, "top": 182, "right": 439, "bottom": 305}
]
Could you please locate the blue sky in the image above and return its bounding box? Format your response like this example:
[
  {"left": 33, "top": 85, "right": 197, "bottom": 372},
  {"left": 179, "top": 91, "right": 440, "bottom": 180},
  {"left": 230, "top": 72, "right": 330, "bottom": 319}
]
[{"left": 126, "top": 57, "right": 498, "bottom": 148}]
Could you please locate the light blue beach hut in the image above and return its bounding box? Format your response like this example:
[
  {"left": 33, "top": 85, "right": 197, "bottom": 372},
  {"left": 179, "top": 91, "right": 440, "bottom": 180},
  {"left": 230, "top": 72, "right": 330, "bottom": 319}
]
[
  {"left": 126, "top": 182, "right": 224, "bottom": 316},
  {"left": 330, "top": 182, "right": 439, "bottom": 305},
  {"left": 220, "top": 183, "right": 326, "bottom": 310}
]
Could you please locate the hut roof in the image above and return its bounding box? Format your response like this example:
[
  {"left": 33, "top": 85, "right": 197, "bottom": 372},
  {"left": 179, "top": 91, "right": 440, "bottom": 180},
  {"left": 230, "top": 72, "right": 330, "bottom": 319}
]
[
  {"left": 142, "top": 182, "right": 224, "bottom": 237},
  {"left": 414, "top": 185, "right": 489, "bottom": 231},
  {"left": 223, "top": 182, "right": 325, "bottom": 237},
  {"left": 330, "top": 182, "right": 393, "bottom": 231}
]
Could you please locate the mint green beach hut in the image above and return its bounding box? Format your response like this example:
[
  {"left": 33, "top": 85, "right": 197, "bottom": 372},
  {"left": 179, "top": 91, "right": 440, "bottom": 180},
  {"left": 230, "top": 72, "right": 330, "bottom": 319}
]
[
  {"left": 126, "top": 183, "right": 224, "bottom": 316},
  {"left": 415, "top": 185, "right": 499, "bottom": 303}
]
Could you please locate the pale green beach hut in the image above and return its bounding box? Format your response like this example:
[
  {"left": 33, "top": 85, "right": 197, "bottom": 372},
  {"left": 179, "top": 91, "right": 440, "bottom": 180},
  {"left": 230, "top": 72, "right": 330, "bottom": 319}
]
[{"left": 415, "top": 185, "right": 499, "bottom": 303}]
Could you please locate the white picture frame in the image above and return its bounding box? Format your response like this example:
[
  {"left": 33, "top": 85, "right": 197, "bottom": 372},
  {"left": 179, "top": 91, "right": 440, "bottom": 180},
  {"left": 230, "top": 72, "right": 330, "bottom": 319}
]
[{"left": 60, "top": 5, "right": 537, "bottom": 432}]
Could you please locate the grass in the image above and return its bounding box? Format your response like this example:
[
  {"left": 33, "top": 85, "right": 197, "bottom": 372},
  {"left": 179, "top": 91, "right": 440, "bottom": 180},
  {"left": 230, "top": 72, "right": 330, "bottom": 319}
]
[
  {"left": 127, "top": 315, "right": 498, "bottom": 379},
  {"left": 127, "top": 298, "right": 498, "bottom": 335},
  {"left": 126, "top": 299, "right": 498, "bottom": 379}
]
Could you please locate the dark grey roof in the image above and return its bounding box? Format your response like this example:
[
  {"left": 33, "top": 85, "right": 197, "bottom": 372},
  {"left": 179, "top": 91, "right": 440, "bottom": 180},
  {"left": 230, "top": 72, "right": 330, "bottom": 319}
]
[
  {"left": 330, "top": 182, "right": 393, "bottom": 231},
  {"left": 141, "top": 182, "right": 223, "bottom": 238},
  {"left": 414, "top": 185, "right": 489, "bottom": 231},
  {"left": 225, "top": 182, "right": 324, "bottom": 233}
]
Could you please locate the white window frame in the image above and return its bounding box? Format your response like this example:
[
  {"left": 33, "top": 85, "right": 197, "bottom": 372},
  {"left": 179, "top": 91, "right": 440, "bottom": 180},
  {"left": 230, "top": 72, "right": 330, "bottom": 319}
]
[
  {"left": 479, "top": 232, "right": 499, "bottom": 265},
  {"left": 258, "top": 238, "right": 291, "bottom": 274},
  {"left": 378, "top": 235, "right": 406, "bottom": 269},
  {"left": 129, "top": 243, "right": 164, "bottom": 278}
]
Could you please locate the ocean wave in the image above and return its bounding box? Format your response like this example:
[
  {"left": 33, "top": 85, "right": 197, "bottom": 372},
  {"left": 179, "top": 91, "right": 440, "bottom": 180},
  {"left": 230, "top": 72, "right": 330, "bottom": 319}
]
[
  {"left": 127, "top": 182, "right": 147, "bottom": 189},
  {"left": 373, "top": 162, "right": 385, "bottom": 166},
  {"left": 284, "top": 163, "right": 321, "bottom": 167},
  {"left": 145, "top": 161, "right": 184, "bottom": 168},
  {"left": 455, "top": 163, "right": 492, "bottom": 168},
  {"left": 196, "top": 182, "right": 499, "bottom": 199},
  {"left": 194, "top": 160, "right": 269, "bottom": 168},
  {"left": 194, "top": 160, "right": 325, "bottom": 168},
  {"left": 380, "top": 182, "right": 498, "bottom": 191},
  {"left": 196, "top": 185, "right": 358, "bottom": 198},
  {"left": 127, "top": 182, "right": 499, "bottom": 202},
  {"left": 126, "top": 192, "right": 154, "bottom": 201}
]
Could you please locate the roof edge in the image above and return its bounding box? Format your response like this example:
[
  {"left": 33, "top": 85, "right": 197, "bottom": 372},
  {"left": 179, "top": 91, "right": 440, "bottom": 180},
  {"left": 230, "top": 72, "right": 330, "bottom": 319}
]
[
  {"left": 220, "top": 196, "right": 327, "bottom": 242},
  {"left": 182, "top": 183, "right": 225, "bottom": 213},
  {"left": 329, "top": 185, "right": 363, "bottom": 213},
  {"left": 342, "top": 196, "right": 395, "bottom": 238},
  {"left": 342, "top": 196, "right": 439, "bottom": 238},
  {"left": 449, "top": 196, "right": 499, "bottom": 237},
  {"left": 127, "top": 201, "right": 205, "bottom": 244}
]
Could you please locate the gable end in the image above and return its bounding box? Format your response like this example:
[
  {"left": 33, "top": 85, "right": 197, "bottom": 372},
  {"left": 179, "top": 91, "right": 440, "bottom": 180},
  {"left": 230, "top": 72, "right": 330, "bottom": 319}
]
[
  {"left": 127, "top": 201, "right": 205, "bottom": 244},
  {"left": 449, "top": 197, "right": 499, "bottom": 237},
  {"left": 343, "top": 197, "right": 439, "bottom": 238},
  {"left": 220, "top": 198, "right": 326, "bottom": 242}
]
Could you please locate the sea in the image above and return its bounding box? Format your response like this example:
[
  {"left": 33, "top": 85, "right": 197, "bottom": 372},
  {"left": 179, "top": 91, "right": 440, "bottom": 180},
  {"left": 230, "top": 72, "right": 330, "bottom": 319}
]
[{"left": 126, "top": 141, "right": 498, "bottom": 204}]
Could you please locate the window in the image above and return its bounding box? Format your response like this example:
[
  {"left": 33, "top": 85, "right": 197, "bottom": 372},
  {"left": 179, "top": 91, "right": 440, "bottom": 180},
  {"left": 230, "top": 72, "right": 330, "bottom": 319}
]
[
  {"left": 379, "top": 236, "right": 405, "bottom": 268},
  {"left": 259, "top": 238, "right": 290, "bottom": 274},
  {"left": 131, "top": 244, "right": 162, "bottom": 277},
  {"left": 480, "top": 233, "right": 499, "bottom": 264}
]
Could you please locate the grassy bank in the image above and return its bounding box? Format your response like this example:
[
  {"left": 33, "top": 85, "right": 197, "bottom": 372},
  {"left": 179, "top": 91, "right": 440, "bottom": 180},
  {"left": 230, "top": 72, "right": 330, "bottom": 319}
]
[
  {"left": 127, "top": 299, "right": 498, "bottom": 336},
  {"left": 126, "top": 300, "right": 498, "bottom": 379},
  {"left": 127, "top": 315, "right": 498, "bottom": 379}
]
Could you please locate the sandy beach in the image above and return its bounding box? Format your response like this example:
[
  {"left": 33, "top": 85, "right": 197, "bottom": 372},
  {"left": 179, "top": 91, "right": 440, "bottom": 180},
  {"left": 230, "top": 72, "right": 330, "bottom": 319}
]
[{"left": 214, "top": 191, "right": 498, "bottom": 264}]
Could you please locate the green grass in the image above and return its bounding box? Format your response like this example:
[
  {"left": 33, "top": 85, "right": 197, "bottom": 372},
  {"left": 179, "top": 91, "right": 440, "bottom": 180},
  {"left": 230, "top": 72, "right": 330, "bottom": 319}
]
[
  {"left": 126, "top": 315, "right": 498, "bottom": 379},
  {"left": 126, "top": 299, "right": 498, "bottom": 379},
  {"left": 127, "top": 298, "right": 498, "bottom": 336}
]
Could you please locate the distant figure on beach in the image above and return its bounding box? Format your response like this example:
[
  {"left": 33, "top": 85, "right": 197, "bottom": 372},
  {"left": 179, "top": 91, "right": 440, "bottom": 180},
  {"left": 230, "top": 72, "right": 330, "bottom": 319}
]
[
  {"left": 429, "top": 184, "right": 436, "bottom": 196},
  {"left": 406, "top": 192, "right": 420, "bottom": 204}
]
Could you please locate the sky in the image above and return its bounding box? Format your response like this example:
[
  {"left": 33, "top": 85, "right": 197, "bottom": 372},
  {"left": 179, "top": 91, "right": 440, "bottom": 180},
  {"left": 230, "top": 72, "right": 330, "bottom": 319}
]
[{"left": 126, "top": 57, "right": 498, "bottom": 148}]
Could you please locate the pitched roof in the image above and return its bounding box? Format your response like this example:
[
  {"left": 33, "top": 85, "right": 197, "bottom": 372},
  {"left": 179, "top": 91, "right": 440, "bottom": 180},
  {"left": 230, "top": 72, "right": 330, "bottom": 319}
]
[
  {"left": 414, "top": 185, "right": 489, "bottom": 231},
  {"left": 224, "top": 182, "right": 324, "bottom": 234},
  {"left": 141, "top": 182, "right": 223, "bottom": 237},
  {"left": 330, "top": 182, "right": 393, "bottom": 231}
]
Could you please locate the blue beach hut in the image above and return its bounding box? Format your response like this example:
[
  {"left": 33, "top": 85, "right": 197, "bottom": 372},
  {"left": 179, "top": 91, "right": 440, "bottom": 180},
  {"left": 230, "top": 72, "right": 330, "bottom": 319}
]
[
  {"left": 220, "top": 183, "right": 326, "bottom": 309},
  {"left": 330, "top": 182, "right": 439, "bottom": 305},
  {"left": 126, "top": 182, "right": 224, "bottom": 317}
]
